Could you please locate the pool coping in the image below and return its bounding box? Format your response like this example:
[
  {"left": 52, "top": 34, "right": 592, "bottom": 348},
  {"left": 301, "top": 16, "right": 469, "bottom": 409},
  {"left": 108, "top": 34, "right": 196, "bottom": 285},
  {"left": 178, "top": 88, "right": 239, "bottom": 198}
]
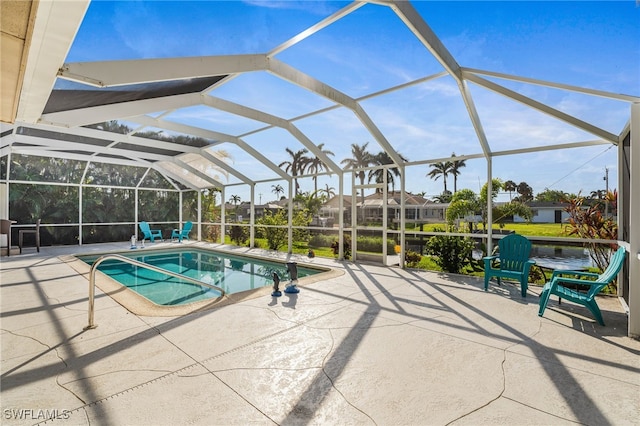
[{"left": 62, "top": 243, "right": 344, "bottom": 317}]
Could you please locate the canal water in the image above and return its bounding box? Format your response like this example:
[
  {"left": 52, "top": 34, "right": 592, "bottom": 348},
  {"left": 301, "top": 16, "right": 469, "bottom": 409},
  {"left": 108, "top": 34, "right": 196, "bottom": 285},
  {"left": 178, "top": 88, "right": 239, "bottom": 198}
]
[{"left": 529, "top": 244, "right": 593, "bottom": 270}]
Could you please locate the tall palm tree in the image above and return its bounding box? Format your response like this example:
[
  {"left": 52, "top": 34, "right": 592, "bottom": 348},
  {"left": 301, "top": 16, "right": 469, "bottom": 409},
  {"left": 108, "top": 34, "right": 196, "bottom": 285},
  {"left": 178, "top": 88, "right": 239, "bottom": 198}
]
[
  {"left": 279, "top": 148, "right": 309, "bottom": 195},
  {"left": 449, "top": 152, "right": 466, "bottom": 193},
  {"left": 304, "top": 143, "right": 335, "bottom": 196},
  {"left": 229, "top": 194, "right": 241, "bottom": 221},
  {"left": 341, "top": 142, "right": 373, "bottom": 219},
  {"left": 271, "top": 184, "right": 284, "bottom": 200},
  {"left": 427, "top": 160, "right": 453, "bottom": 193},
  {"left": 368, "top": 151, "right": 407, "bottom": 194}
]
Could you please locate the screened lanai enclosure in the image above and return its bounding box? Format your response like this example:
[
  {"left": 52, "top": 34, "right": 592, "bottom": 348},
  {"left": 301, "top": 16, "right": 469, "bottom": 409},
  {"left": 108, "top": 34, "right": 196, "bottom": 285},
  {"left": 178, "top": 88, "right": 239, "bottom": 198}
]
[{"left": 1, "top": 0, "right": 639, "bottom": 337}]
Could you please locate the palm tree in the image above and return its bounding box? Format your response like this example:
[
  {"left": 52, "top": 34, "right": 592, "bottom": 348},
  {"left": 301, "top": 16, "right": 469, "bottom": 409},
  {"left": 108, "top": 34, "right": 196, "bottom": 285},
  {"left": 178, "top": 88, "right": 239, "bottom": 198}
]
[
  {"left": 368, "top": 151, "right": 407, "bottom": 194},
  {"left": 449, "top": 152, "right": 466, "bottom": 193},
  {"left": 427, "top": 160, "right": 453, "bottom": 193},
  {"left": 317, "top": 184, "right": 336, "bottom": 202},
  {"left": 504, "top": 180, "right": 517, "bottom": 201},
  {"left": 279, "top": 148, "right": 309, "bottom": 195},
  {"left": 304, "top": 143, "right": 335, "bottom": 196},
  {"left": 271, "top": 184, "right": 284, "bottom": 200},
  {"left": 341, "top": 142, "right": 373, "bottom": 219},
  {"left": 229, "top": 194, "right": 241, "bottom": 221}
]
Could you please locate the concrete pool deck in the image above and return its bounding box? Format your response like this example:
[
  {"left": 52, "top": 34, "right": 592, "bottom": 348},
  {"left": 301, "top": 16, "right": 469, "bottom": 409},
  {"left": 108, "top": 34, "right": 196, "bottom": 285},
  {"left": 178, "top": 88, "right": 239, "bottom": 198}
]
[{"left": 1, "top": 241, "right": 639, "bottom": 425}]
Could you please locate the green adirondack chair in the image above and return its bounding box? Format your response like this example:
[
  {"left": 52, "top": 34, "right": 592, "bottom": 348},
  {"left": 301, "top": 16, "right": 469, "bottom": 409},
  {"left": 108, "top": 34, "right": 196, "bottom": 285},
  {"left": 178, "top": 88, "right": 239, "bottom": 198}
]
[
  {"left": 171, "top": 221, "right": 192, "bottom": 242},
  {"left": 484, "top": 233, "right": 535, "bottom": 297},
  {"left": 139, "top": 221, "right": 163, "bottom": 242},
  {"left": 538, "top": 246, "right": 626, "bottom": 325}
]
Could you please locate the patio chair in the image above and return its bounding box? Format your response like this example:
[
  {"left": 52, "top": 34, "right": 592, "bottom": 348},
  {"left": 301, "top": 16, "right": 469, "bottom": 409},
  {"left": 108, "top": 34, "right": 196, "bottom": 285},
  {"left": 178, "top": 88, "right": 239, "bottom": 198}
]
[
  {"left": 139, "top": 221, "right": 163, "bottom": 242},
  {"left": 19, "top": 219, "right": 41, "bottom": 253},
  {"left": 484, "top": 233, "right": 535, "bottom": 297},
  {"left": 171, "top": 221, "right": 192, "bottom": 242},
  {"left": 538, "top": 246, "right": 626, "bottom": 326}
]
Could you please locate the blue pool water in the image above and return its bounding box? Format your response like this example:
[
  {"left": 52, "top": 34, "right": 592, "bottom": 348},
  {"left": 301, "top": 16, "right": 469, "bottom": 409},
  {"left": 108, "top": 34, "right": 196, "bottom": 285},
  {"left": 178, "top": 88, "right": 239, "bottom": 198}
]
[{"left": 79, "top": 249, "right": 321, "bottom": 306}]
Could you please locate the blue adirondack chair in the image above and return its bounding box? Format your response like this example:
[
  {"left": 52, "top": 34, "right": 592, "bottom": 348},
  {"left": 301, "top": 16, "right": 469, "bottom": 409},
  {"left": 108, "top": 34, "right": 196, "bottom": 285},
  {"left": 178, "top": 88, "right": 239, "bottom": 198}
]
[
  {"left": 139, "top": 221, "right": 163, "bottom": 242},
  {"left": 484, "top": 233, "right": 535, "bottom": 297},
  {"left": 171, "top": 221, "right": 193, "bottom": 242},
  {"left": 538, "top": 246, "right": 626, "bottom": 325}
]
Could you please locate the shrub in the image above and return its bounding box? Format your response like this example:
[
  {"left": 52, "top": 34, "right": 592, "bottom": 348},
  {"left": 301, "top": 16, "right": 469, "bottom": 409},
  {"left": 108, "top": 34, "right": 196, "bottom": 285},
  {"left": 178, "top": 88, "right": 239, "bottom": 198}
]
[
  {"left": 405, "top": 250, "right": 422, "bottom": 268},
  {"left": 229, "top": 225, "right": 249, "bottom": 246},
  {"left": 331, "top": 234, "right": 352, "bottom": 259},
  {"left": 256, "top": 210, "right": 288, "bottom": 250},
  {"left": 426, "top": 234, "right": 474, "bottom": 273}
]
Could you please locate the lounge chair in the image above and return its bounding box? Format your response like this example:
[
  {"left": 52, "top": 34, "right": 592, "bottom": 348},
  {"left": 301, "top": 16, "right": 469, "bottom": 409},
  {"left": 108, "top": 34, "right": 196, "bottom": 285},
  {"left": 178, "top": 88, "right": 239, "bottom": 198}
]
[
  {"left": 538, "top": 246, "right": 626, "bottom": 325},
  {"left": 171, "top": 221, "right": 193, "bottom": 242},
  {"left": 19, "top": 219, "right": 41, "bottom": 253},
  {"left": 484, "top": 233, "right": 535, "bottom": 297},
  {"left": 139, "top": 221, "right": 163, "bottom": 242}
]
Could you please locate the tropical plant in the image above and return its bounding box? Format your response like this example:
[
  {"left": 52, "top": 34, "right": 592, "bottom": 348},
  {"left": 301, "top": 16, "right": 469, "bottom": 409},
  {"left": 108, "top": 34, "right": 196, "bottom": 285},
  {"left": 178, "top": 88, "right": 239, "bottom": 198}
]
[
  {"left": 294, "top": 192, "right": 322, "bottom": 217},
  {"left": 304, "top": 143, "right": 334, "bottom": 195},
  {"left": 229, "top": 225, "right": 249, "bottom": 246},
  {"left": 514, "top": 181, "right": 534, "bottom": 202},
  {"left": 535, "top": 189, "right": 572, "bottom": 202},
  {"left": 317, "top": 184, "right": 336, "bottom": 201},
  {"left": 256, "top": 210, "right": 289, "bottom": 250},
  {"left": 446, "top": 189, "right": 478, "bottom": 225},
  {"left": 426, "top": 233, "right": 474, "bottom": 273},
  {"left": 271, "top": 184, "right": 285, "bottom": 200},
  {"left": 564, "top": 192, "right": 618, "bottom": 277},
  {"left": 433, "top": 191, "right": 452, "bottom": 203},
  {"left": 504, "top": 180, "right": 517, "bottom": 200},
  {"left": 341, "top": 142, "right": 373, "bottom": 220},
  {"left": 427, "top": 160, "right": 453, "bottom": 193},
  {"left": 368, "top": 151, "right": 406, "bottom": 193},
  {"left": 449, "top": 152, "right": 466, "bottom": 193},
  {"left": 279, "top": 148, "right": 309, "bottom": 195}
]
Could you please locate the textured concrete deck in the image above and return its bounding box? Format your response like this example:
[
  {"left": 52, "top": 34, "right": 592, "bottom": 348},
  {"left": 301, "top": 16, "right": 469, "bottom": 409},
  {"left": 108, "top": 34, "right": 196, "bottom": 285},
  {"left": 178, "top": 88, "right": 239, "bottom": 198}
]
[{"left": 1, "top": 242, "right": 639, "bottom": 425}]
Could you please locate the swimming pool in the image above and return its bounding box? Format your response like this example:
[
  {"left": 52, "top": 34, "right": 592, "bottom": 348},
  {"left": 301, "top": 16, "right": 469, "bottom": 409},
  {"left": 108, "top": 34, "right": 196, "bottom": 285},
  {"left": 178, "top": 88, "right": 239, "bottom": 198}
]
[{"left": 79, "top": 248, "right": 324, "bottom": 307}]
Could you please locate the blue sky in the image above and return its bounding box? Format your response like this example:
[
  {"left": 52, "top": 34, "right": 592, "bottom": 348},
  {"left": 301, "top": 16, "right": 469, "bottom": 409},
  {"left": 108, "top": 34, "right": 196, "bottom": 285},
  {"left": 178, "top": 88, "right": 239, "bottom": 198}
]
[{"left": 66, "top": 1, "right": 640, "bottom": 203}]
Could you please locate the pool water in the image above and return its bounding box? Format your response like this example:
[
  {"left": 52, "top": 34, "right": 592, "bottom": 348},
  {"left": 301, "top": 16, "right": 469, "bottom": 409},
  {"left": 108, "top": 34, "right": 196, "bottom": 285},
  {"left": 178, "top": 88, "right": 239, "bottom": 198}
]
[{"left": 79, "top": 249, "right": 321, "bottom": 306}]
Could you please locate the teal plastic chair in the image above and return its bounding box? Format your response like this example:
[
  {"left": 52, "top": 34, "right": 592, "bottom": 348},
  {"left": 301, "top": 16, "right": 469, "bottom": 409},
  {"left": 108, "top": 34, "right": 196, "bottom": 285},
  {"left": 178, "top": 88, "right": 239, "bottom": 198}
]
[
  {"left": 171, "top": 221, "right": 192, "bottom": 242},
  {"left": 538, "top": 247, "right": 626, "bottom": 325},
  {"left": 484, "top": 233, "right": 535, "bottom": 297},
  {"left": 139, "top": 221, "right": 163, "bottom": 242}
]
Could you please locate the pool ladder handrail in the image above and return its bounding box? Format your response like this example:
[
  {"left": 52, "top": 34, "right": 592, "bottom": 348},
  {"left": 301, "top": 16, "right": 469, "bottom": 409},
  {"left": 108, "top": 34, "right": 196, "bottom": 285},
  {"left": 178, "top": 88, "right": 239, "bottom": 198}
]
[{"left": 85, "top": 253, "right": 225, "bottom": 330}]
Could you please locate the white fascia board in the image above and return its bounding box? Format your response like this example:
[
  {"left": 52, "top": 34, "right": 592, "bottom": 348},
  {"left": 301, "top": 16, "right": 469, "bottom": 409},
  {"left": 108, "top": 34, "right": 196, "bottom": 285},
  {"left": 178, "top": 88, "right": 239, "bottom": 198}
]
[
  {"left": 466, "top": 73, "right": 618, "bottom": 143},
  {"left": 16, "top": 1, "right": 90, "bottom": 123},
  {"left": 59, "top": 54, "right": 269, "bottom": 87},
  {"left": 39, "top": 93, "right": 202, "bottom": 127}
]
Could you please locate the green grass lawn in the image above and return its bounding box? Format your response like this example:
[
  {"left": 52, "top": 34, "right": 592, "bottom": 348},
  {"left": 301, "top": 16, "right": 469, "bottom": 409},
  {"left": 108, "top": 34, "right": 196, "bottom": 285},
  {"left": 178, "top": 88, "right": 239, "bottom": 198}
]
[{"left": 405, "top": 222, "right": 572, "bottom": 238}]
